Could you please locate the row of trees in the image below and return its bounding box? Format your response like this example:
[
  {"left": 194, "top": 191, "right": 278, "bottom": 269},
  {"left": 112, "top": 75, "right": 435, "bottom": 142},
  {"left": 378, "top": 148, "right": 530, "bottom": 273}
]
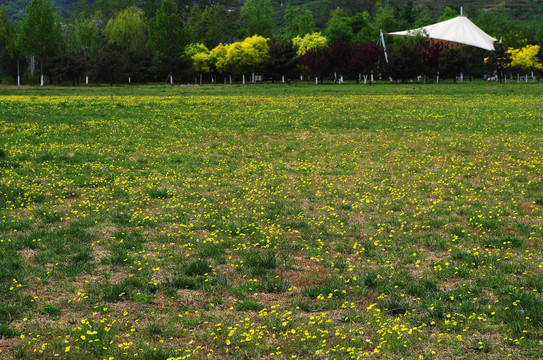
[
  {"left": 0, "top": 0, "right": 542, "bottom": 85},
  {"left": 485, "top": 44, "right": 543, "bottom": 83}
]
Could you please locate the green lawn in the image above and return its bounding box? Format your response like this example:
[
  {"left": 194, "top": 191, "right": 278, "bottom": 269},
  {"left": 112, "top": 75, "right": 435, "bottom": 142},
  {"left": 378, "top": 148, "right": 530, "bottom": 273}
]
[{"left": 1, "top": 82, "right": 542, "bottom": 359}]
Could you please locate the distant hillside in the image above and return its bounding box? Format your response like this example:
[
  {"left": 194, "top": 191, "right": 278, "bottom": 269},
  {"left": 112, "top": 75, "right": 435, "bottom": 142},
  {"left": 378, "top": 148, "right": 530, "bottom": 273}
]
[
  {"left": 1, "top": 0, "right": 542, "bottom": 22},
  {"left": 0, "top": 0, "right": 96, "bottom": 20},
  {"left": 412, "top": 0, "right": 543, "bottom": 20}
]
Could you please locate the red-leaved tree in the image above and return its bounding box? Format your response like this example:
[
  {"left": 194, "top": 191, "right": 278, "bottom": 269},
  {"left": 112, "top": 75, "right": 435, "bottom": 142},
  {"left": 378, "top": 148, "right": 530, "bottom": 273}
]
[
  {"left": 301, "top": 48, "right": 330, "bottom": 82},
  {"left": 347, "top": 43, "right": 384, "bottom": 78}
]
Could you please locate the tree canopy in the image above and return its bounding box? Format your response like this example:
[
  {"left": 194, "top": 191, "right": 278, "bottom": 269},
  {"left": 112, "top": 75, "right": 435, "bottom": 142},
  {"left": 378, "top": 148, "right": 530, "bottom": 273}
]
[
  {"left": 5, "top": 0, "right": 543, "bottom": 85},
  {"left": 187, "top": 5, "right": 231, "bottom": 48},
  {"left": 284, "top": 5, "right": 315, "bottom": 39},
  {"left": 16, "top": 0, "right": 63, "bottom": 73},
  {"left": 240, "top": 0, "right": 274, "bottom": 38},
  {"left": 292, "top": 32, "right": 328, "bottom": 56},
  {"left": 148, "top": 0, "right": 188, "bottom": 57},
  {"left": 508, "top": 45, "right": 543, "bottom": 71},
  {"left": 104, "top": 6, "right": 147, "bottom": 52}
]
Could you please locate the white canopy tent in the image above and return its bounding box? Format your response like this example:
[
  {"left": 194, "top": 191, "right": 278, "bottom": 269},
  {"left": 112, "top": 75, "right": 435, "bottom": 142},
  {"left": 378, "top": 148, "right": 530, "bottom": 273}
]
[{"left": 387, "top": 16, "right": 497, "bottom": 51}]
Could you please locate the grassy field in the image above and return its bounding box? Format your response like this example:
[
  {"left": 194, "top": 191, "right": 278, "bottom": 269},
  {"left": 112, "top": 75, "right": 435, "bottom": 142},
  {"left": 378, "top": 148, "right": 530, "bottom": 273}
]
[{"left": 1, "top": 82, "right": 542, "bottom": 359}]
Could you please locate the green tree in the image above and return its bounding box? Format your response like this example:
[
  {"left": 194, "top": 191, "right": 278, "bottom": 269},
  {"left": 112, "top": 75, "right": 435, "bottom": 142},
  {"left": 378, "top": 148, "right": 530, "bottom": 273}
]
[
  {"left": 393, "top": 0, "right": 420, "bottom": 30},
  {"left": 45, "top": 52, "right": 89, "bottom": 86},
  {"left": 520, "top": 19, "right": 543, "bottom": 45},
  {"left": 476, "top": 6, "right": 524, "bottom": 48},
  {"left": 0, "top": 7, "right": 9, "bottom": 54},
  {"left": 325, "top": 8, "right": 353, "bottom": 44},
  {"left": 373, "top": 2, "right": 396, "bottom": 32},
  {"left": 187, "top": 5, "right": 230, "bottom": 48},
  {"left": 92, "top": 46, "right": 127, "bottom": 85},
  {"left": 94, "top": 0, "right": 135, "bottom": 20},
  {"left": 148, "top": 0, "right": 188, "bottom": 57},
  {"left": 140, "top": 0, "right": 160, "bottom": 19},
  {"left": 284, "top": 5, "right": 314, "bottom": 39},
  {"left": 387, "top": 38, "right": 424, "bottom": 82},
  {"left": 437, "top": 7, "right": 460, "bottom": 23},
  {"left": 69, "top": 0, "right": 91, "bottom": 22},
  {"left": 0, "top": 8, "right": 21, "bottom": 80},
  {"left": 104, "top": 6, "right": 147, "bottom": 52},
  {"left": 64, "top": 19, "right": 100, "bottom": 61},
  {"left": 332, "top": 0, "right": 378, "bottom": 16},
  {"left": 326, "top": 10, "right": 376, "bottom": 45},
  {"left": 16, "top": 0, "right": 63, "bottom": 77},
  {"left": 240, "top": 0, "right": 274, "bottom": 37},
  {"left": 172, "top": 0, "right": 193, "bottom": 18},
  {"left": 536, "top": 26, "right": 543, "bottom": 46},
  {"left": 76, "top": 20, "right": 100, "bottom": 58},
  {"left": 413, "top": 10, "right": 432, "bottom": 28}
]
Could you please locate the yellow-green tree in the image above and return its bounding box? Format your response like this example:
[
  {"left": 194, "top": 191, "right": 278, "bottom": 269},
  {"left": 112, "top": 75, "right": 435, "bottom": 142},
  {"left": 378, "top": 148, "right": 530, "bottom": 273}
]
[
  {"left": 185, "top": 43, "right": 213, "bottom": 73},
  {"left": 187, "top": 36, "right": 269, "bottom": 76},
  {"left": 184, "top": 43, "right": 209, "bottom": 59},
  {"left": 104, "top": 6, "right": 147, "bottom": 52},
  {"left": 240, "top": 35, "right": 269, "bottom": 66},
  {"left": 212, "top": 43, "right": 229, "bottom": 73},
  {"left": 292, "top": 32, "right": 327, "bottom": 57},
  {"left": 507, "top": 45, "right": 543, "bottom": 72},
  {"left": 215, "top": 35, "right": 269, "bottom": 74},
  {"left": 192, "top": 52, "right": 213, "bottom": 73}
]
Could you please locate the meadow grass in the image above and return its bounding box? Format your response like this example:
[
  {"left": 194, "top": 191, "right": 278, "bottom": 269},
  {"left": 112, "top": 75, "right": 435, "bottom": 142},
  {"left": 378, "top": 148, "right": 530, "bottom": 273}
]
[{"left": 0, "top": 81, "right": 542, "bottom": 359}]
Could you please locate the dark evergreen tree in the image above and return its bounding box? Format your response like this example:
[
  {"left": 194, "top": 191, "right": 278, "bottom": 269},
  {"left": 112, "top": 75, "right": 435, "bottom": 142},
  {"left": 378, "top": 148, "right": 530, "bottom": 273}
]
[
  {"left": 386, "top": 39, "right": 424, "bottom": 82},
  {"left": 263, "top": 38, "right": 298, "bottom": 82},
  {"left": 92, "top": 46, "right": 127, "bottom": 85},
  {"left": 45, "top": 52, "right": 89, "bottom": 85},
  {"left": 438, "top": 48, "right": 469, "bottom": 82}
]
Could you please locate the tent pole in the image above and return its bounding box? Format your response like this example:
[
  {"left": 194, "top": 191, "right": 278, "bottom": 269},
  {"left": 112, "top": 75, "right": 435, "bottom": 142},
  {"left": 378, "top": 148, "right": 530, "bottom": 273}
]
[{"left": 380, "top": 30, "right": 389, "bottom": 64}]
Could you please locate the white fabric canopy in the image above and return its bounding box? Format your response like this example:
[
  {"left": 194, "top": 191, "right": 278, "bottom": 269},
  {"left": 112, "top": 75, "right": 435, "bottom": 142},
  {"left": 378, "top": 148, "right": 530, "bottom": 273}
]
[{"left": 387, "top": 16, "right": 496, "bottom": 51}]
